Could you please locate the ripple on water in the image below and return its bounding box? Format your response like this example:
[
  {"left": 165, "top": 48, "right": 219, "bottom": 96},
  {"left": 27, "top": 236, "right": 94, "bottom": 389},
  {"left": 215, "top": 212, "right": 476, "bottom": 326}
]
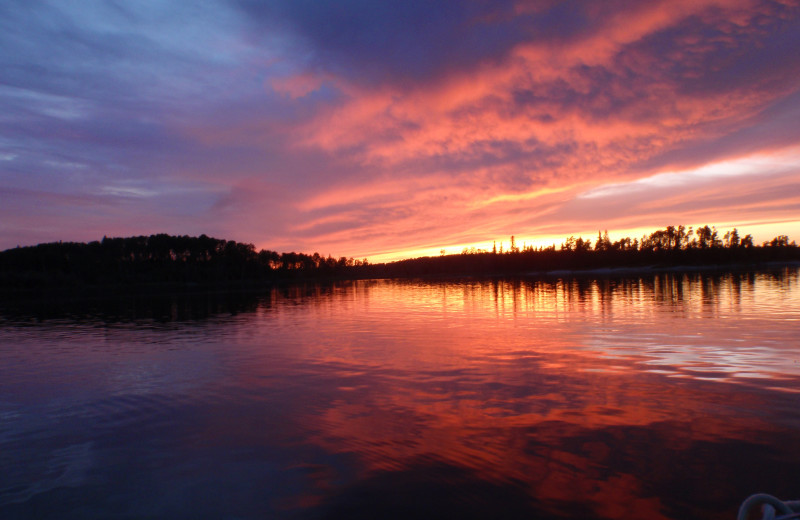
[{"left": 1, "top": 272, "right": 800, "bottom": 519}]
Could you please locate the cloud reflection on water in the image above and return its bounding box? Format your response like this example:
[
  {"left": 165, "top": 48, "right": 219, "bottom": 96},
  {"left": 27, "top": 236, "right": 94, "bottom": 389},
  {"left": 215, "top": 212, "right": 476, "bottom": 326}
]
[{"left": 1, "top": 269, "right": 800, "bottom": 519}]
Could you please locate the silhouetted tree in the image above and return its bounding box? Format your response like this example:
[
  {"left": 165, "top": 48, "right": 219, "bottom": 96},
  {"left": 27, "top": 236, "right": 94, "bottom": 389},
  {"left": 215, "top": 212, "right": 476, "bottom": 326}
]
[
  {"left": 595, "top": 230, "right": 611, "bottom": 251},
  {"left": 2, "top": 226, "right": 799, "bottom": 290},
  {"left": 724, "top": 229, "right": 740, "bottom": 248},
  {"left": 574, "top": 237, "right": 592, "bottom": 252}
]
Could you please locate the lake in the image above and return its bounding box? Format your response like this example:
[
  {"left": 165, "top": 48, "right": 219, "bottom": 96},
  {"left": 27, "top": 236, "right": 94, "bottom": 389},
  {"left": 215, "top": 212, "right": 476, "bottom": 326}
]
[{"left": 2, "top": 269, "right": 800, "bottom": 519}]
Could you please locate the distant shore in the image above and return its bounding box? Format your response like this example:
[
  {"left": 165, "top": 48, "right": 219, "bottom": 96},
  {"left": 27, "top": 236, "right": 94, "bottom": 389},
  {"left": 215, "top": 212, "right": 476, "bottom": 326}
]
[
  {"left": 2, "top": 261, "right": 798, "bottom": 308},
  {"left": 2, "top": 230, "right": 799, "bottom": 301},
  {"left": 530, "top": 260, "right": 800, "bottom": 279}
]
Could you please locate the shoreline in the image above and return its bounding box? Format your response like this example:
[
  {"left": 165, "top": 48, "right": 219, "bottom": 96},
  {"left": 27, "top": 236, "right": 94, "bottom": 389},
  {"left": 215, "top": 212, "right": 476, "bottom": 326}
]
[
  {"left": 531, "top": 260, "right": 800, "bottom": 279},
  {"left": 2, "top": 261, "right": 798, "bottom": 305}
]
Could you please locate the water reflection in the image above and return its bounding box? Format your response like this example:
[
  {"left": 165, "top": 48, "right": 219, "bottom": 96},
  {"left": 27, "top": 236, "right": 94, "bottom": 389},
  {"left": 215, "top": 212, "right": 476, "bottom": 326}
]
[{"left": 1, "top": 269, "right": 799, "bottom": 519}]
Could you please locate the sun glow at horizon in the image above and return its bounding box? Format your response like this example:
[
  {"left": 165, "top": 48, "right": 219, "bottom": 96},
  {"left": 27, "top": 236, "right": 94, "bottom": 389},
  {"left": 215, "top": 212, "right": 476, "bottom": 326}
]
[
  {"left": 361, "top": 218, "right": 800, "bottom": 264},
  {"left": 356, "top": 147, "right": 800, "bottom": 262}
]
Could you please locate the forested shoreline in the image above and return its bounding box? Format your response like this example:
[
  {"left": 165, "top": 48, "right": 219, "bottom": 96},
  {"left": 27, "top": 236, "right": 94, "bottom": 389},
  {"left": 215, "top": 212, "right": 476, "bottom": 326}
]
[
  {"left": 0, "top": 234, "right": 368, "bottom": 291},
  {"left": 0, "top": 226, "right": 798, "bottom": 293}
]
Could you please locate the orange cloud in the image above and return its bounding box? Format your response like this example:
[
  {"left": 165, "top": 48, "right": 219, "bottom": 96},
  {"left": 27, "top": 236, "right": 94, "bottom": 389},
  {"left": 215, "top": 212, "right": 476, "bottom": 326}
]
[{"left": 170, "top": 2, "right": 800, "bottom": 259}]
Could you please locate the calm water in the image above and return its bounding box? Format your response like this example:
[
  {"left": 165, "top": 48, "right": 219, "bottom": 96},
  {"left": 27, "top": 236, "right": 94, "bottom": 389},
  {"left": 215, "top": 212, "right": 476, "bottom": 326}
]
[{"left": 2, "top": 271, "right": 800, "bottom": 519}]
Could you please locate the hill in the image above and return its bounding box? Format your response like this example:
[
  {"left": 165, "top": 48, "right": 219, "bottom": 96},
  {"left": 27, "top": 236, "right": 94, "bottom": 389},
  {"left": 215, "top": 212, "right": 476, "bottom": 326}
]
[{"left": 0, "top": 226, "right": 798, "bottom": 294}]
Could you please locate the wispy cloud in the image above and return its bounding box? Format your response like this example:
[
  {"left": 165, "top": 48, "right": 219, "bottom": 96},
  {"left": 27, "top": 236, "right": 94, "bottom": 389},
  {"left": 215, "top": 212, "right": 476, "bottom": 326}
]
[
  {"left": 579, "top": 149, "right": 800, "bottom": 200},
  {"left": 1, "top": 0, "right": 799, "bottom": 256}
]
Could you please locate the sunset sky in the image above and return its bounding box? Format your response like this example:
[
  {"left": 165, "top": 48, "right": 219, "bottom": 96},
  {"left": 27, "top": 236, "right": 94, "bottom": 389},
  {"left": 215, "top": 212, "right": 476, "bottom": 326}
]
[{"left": 2, "top": 0, "right": 799, "bottom": 261}]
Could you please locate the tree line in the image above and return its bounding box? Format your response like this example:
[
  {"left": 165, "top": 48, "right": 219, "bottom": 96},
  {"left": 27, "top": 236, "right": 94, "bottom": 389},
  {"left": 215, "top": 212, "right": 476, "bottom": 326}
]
[
  {"left": 0, "top": 226, "right": 797, "bottom": 291},
  {"left": 0, "top": 234, "right": 368, "bottom": 290},
  {"left": 380, "top": 225, "right": 799, "bottom": 278}
]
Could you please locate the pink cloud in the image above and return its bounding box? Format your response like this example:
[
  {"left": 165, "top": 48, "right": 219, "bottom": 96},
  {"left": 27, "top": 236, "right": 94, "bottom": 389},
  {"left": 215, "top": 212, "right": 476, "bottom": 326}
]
[
  {"left": 176, "top": 2, "right": 800, "bottom": 258},
  {"left": 270, "top": 72, "right": 327, "bottom": 99},
  {"left": 6, "top": 1, "right": 799, "bottom": 259}
]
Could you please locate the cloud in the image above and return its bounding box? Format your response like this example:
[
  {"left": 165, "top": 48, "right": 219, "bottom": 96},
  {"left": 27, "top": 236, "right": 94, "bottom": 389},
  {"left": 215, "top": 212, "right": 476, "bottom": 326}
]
[
  {"left": 1, "top": 0, "right": 799, "bottom": 257},
  {"left": 580, "top": 149, "right": 800, "bottom": 200},
  {"left": 234, "top": 0, "right": 529, "bottom": 86}
]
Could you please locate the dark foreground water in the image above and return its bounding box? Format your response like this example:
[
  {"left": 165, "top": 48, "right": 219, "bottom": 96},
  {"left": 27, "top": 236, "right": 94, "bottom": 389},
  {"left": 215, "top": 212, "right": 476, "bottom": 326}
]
[{"left": 1, "top": 270, "right": 800, "bottom": 519}]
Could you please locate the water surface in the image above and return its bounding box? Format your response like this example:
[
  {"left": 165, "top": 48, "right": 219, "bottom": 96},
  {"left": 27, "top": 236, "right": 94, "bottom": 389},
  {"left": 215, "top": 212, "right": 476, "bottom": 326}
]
[{"left": 2, "top": 270, "right": 800, "bottom": 519}]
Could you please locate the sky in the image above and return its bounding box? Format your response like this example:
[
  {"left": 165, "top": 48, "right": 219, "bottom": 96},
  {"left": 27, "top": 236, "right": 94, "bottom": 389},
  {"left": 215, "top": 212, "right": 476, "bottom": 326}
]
[{"left": 1, "top": 0, "right": 800, "bottom": 261}]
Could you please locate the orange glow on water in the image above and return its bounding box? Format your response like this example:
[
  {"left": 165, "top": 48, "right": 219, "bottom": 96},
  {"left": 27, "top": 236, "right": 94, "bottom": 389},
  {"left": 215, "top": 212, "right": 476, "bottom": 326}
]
[
  {"left": 4, "top": 272, "right": 800, "bottom": 518},
  {"left": 217, "top": 273, "right": 800, "bottom": 518}
]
